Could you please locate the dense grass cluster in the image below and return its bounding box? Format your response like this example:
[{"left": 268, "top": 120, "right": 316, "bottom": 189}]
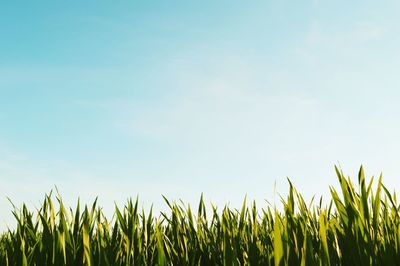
[{"left": 1, "top": 166, "right": 400, "bottom": 265}]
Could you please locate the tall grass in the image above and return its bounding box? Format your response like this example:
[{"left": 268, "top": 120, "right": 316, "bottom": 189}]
[{"left": 1, "top": 166, "right": 400, "bottom": 265}]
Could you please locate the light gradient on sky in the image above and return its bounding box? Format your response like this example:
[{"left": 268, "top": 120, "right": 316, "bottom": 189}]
[{"left": 1, "top": 1, "right": 400, "bottom": 226}]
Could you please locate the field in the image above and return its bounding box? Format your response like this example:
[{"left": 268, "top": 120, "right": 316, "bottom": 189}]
[{"left": 1, "top": 166, "right": 400, "bottom": 265}]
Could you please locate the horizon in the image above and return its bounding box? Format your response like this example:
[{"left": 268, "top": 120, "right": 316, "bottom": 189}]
[{"left": 1, "top": 1, "right": 400, "bottom": 228}]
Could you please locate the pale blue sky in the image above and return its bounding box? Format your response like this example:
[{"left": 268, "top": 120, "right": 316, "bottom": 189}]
[{"left": 1, "top": 1, "right": 400, "bottom": 226}]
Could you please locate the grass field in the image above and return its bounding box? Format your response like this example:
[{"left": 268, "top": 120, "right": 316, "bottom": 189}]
[{"left": 1, "top": 166, "right": 399, "bottom": 265}]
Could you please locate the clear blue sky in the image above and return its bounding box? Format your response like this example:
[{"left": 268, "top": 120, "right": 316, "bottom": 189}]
[{"left": 1, "top": 1, "right": 400, "bottom": 226}]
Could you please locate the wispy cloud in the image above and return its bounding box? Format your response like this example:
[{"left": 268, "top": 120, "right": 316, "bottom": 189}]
[
  {"left": 294, "top": 20, "right": 388, "bottom": 70},
  {"left": 299, "top": 20, "right": 386, "bottom": 51},
  {"left": 353, "top": 21, "right": 386, "bottom": 42}
]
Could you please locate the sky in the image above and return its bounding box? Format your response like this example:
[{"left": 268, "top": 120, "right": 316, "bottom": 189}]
[{"left": 1, "top": 1, "right": 400, "bottom": 227}]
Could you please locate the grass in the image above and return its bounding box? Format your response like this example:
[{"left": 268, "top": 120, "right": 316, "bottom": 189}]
[{"left": 1, "top": 166, "right": 400, "bottom": 265}]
